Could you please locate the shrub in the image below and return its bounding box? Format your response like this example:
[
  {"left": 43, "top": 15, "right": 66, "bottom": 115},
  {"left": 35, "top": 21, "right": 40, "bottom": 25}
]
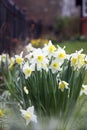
[{"left": 54, "top": 17, "right": 80, "bottom": 41}]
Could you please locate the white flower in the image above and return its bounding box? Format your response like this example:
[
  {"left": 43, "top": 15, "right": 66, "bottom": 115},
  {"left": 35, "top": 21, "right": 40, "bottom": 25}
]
[
  {"left": 49, "top": 59, "right": 61, "bottom": 73},
  {"left": 23, "top": 63, "right": 33, "bottom": 79},
  {"left": 54, "top": 46, "right": 66, "bottom": 63},
  {"left": 1, "top": 54, "right": 7, "bottom": 62},
  {"left": 24, "top": 86, "right": 29, "bottom": 94},
  {"left": 25, "top": 52, "right": 34, "bottom": 61},
  {"left": 42, "top": 40, "right": 56, "bottom": 59},
  {"left": 15, "top": 51, "right": 24, "bottom": 65},
  {"left": 1, "top": 54, "right": 9, "bottom": 63},
  {"left": 9, "top": 57, "right": 15, "bottom": 69},
  {"left": 20, "top": 106, "right": 37, "bottom": 125},
  {"left": 32, "top": 48, "right": 44, "bottom": 63},
  {"left": 10, "top": 57, "right": 15, "bottom": 64},
  {"left": 58, "top": 80, "right": 69, "bottom": 92},
  {"left": 71, "top": 56, "right": 78, "bottom": 69},
  {"left": 26, "top": 43, "right": 35, "bottom": 52},
  {"left": 71, "top": 50, "right": 85, "bottom": 70},
  {"left": 30, "top": 48, "right": 49, "bottom": 71},
  {"left": 80, "top": 84, "right": 87, "bottom": 96}
]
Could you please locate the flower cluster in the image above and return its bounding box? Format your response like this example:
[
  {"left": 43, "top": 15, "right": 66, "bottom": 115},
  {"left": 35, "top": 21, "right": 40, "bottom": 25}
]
[
  {"left": 0, "top": 40, "right": 87, "bottom": 126},
  {"left": 13, "top": 41, "right": 67, "bottom": 77}
]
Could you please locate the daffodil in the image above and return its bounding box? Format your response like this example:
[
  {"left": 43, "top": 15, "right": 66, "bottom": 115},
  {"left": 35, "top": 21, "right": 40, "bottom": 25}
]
[
  {"left": 26, "top": 43, "right": 35, "bottom": 52},
  {"left": 23, "top": 62, "right": 34, "bottom": 79},
  {"left": 80, "top": 84, "right": 87, "bottom": 96},
  {"left": 0, "top": 109, "right": 4, "bottom": 117},
  {"left": 54, "top": 46, "right": 66, "bottom": 63},
  {"left": 71, "top": 57, "right": 78, "bottom": 69},
  {"left": 48, "top": 44, "right": 56, "bottom": 53},
  {"left": 9, "top": 57, "right": 15, "bottom": 69},
  {"left": 24, "top": 86, "right": 29, "bottom": 94},
  {"left": 31, "top": 48, "right": 44, "bottom": 63},
  {"left": 23, "top": 67, "right": 32, "bottom": 79},
  {"left": 49, "top": 59, "right": 61, "bottom": 73},
  {"left": 25, "top": 52, "right": 34, "bottom": 61},
  {"left": 15, "top": 52, "right": 23, "bottom": 65},
  {"left": 71, "top": 50, "right": 85, "bottom": 70},
  {"left": 43, "top": 40, "right": 56, "bottom": 58},
  {"left": 1, "top": 54, "right": 7, "bottom": 62},
  {"left": 20, "top": 106, "right": 37, "bottom": 125},
  {"left": 59, "top": 80, "right": 69, "bottom": 92},
  {"left": 30, "top": 48, "right": 49, "bottom": 71},
  {"left": 77, "top": 53, "right": 85, "bottom": 68},
  {"left": 1, "top": 54, "right": 9, "bottom": 63}
]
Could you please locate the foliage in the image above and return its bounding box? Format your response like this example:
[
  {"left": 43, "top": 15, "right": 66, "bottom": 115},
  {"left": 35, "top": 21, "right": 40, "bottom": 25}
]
[
  {"left": 0, "top": 94, "right": 87, "bottom": 130},
  {"left": 54, "top": 17, "right": 80, "bottom": 40}
]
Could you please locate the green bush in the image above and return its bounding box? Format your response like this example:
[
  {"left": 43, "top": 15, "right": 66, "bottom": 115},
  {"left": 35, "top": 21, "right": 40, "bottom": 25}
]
[{"left": 54, "top": 17, "right": 80, "bottom": 40}]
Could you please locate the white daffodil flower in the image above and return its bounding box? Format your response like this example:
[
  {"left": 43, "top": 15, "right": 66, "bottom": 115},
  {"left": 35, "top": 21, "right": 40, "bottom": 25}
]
[
  {"left": 42, "top": 40, "right": 56, "bottom": 59},
  {"left": 23, "top": 63, "right": 33, "bottom": 79},
  {"left": 24, "top": 86, "right": 29, "bottom": 94},
  {"left": 54, "top": 46, "right": 66, "bottom": 62},
  {"left": 71, "top": 50, "right": 85, "bottom": 70},
  {"left": 32, "top": 48, "right": 44, "bottom": 62},
  {"left": 15, "top": 51, "right": 24, "bottom": 65},
  {"left": 0, "top": 109, "right": 4, "bottom": 117},
  {"left": 20, "top": 106, "right": 37, "bottom": 125},
  {"left": 49, "top": 59, "right": 61, "bottom": 73},
  {"left": 80, "top": 84, "right": 87, "bottom": 96},
  {"left": 1, "top": 54, "right": 7, "bottom": 62},
  {"left": 30, "top": 48, "right": 49, "bottom": 71},
  {"left": 9, "top": 57, "right": 15, "bottom": 69},
  {"left": 48, "top": 41, "right": 56, "bottom": 53},
  {"left": 25, "top": 52, "right": 34, "bottom": 61},
  {"left": 59, "top": 80, "right": 69, "bottom": 92},
  {"left": 1, "top": 54, "right": 10, "bottom": 63},
  {"left": 26, "top": 43, "right": 35, "bottom": 52}
]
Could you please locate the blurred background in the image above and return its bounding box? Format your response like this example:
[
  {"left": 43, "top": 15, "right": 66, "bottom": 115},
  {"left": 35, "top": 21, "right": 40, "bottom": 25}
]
[{"left": 0, "top": 0, "right": 87, "bottom": 54}]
